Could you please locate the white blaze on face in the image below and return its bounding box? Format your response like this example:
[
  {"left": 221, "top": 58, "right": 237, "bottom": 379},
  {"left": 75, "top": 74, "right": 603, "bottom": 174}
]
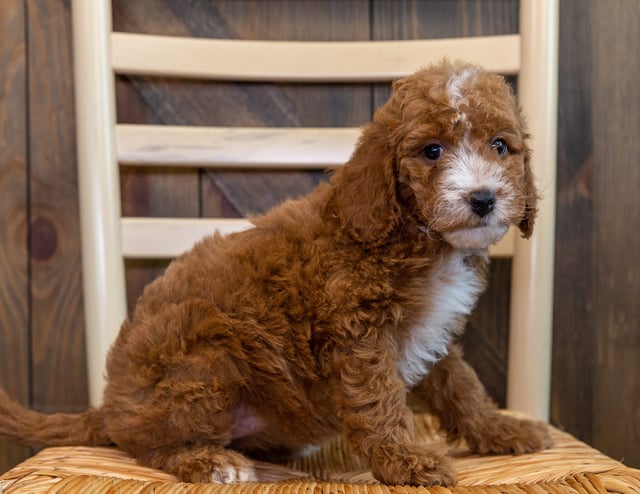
[
  {"left": 444, "top": 138, "right": 513, "bottom": 203},
  {"left": 436, "top": 137, "right": 514, "bottom": 250}
]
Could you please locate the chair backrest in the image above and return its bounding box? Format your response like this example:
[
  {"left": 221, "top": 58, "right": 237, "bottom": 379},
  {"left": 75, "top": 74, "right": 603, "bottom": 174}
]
[{"left": 71, "top": 0, "right": 558, "bottom": 419}]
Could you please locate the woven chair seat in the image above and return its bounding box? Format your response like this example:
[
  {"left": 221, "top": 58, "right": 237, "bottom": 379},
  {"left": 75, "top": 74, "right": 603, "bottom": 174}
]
[{"left": 1, "top": 413, "right": 639, "bottom": 494}]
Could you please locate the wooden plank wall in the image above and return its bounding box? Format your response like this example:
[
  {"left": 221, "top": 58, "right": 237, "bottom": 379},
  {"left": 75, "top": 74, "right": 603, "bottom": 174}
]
[
  {"left": 551, "top": 0, "right": 640, "bottom": 462},
  {"left": 0, "top": 0, "right": 638, "bottom": 475},
  {"left": 0, "top": 0, "right": 29, "bottom": 471},
  {"left": 27, "top": 0, "right": 88, "bottom": 415}
]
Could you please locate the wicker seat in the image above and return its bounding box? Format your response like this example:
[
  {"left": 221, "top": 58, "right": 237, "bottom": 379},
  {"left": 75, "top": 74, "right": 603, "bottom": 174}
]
[{"left": 2, "top": 413, "right": 639, "bottom": 493}]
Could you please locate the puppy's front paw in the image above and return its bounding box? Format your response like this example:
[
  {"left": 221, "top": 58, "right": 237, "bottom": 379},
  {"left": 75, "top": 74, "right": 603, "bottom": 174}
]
[
  {"left": 466, "top": 414, "right": 553, "bottom": 456},
  {"left": 370, "top": 444, "right": 456, "bottom": 486}
]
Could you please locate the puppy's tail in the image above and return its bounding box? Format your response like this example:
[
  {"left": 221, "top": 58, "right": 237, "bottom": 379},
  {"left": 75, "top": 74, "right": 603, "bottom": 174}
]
[{"left": 0, "top": 386, "right": 111, "bottom": 449}]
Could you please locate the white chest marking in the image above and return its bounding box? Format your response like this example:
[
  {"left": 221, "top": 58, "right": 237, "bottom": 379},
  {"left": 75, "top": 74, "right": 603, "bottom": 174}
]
[{"left": 398, "top": 251, "right": 486, "bottom": 387}]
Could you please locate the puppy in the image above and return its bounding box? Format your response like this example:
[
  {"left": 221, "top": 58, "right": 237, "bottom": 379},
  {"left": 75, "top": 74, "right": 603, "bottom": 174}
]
[{"left": 0, "top": 61, "right": 551, "bottom": 486}]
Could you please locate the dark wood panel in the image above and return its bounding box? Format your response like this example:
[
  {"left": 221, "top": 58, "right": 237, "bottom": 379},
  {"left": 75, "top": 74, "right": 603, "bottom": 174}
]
[
  {"left": 0, "top": 0, "right": 30, "bottom": 474},
  {"left": 590, "top": 0, "right": 640, "bottom": 468},
  {"left": 26, "top": 0, "right": 88, "bottom": 412},
  {"left": 463, "top": 259, "right": 512, "bottom": 406},
  {"left": 372, "top": 0, "right": 518, "bottom": 41},
  {"left": 550, "top": 0, "right": 595, "bottom": 444},
  {"left": 114, "top": 0, "right": 370, "bottom": 40},
  {"left": 371, "top": 0, "right": 519, "bottom": 407}
]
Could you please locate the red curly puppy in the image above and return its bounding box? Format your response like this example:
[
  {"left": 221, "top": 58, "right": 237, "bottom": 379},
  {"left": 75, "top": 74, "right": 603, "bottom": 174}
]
[{"left": 0, "top": 61, "right": 551, "bottom": 486}]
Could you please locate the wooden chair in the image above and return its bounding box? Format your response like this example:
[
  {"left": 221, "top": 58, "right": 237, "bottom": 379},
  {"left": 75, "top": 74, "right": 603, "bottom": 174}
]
[
  {"left": 75, "top": 0, "right": 558, "bottom": 419},
  {"left": 3, "top": 1, "right": 638, "bottom": 493}
]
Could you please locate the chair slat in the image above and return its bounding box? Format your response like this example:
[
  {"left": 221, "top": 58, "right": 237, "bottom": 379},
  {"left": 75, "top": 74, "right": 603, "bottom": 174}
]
[
  {"left": 116, "top": 124, "right": 359, "bottom": 168},
  {"left": 112, "top": 33, "right": 520, "bottom": 81},
  {"left": 121, "top": 217, "right": 515, "bottom": 259},
  {"left": 121, "top": 218, "right": 252, "bottom": 258}
]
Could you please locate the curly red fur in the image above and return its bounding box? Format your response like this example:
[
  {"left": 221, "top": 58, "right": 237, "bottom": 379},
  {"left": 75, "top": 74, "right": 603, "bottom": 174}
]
[{"left": 0, "top": 61, "right": 550, "bottom": 486}]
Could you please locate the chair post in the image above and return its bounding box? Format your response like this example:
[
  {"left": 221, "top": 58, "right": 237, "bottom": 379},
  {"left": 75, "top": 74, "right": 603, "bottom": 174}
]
[
  {"left": 71, "top": 0, "right": 127, "bottom": 406},
  {"left": 507, "top": 0, "right": 559, "bottom": 421}
]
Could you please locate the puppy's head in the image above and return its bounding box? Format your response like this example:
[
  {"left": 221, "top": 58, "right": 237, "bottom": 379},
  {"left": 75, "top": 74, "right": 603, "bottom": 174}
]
[{"left": 332, "top": 60, "right": 538, "bottom": 248}]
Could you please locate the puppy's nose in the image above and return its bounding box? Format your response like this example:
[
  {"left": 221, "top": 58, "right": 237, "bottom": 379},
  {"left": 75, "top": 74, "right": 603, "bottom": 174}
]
[{"left": 468, "top": 189, "right": 496, "bottom": 217}]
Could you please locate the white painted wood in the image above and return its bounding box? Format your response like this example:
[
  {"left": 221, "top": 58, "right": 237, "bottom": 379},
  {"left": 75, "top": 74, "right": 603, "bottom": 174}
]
[
  {"left": 71, "top": 0, "right": 127, "bottom": 406},
  {"left": 507, "top": 0, "right": 559, "bottom": 421},
  {"left": 121, "top": 218, "right": 252, "bottom": 258},
  {"left": 116, "top": 124, "right": 359, "bottom": 168},
  {"left": 491, "top": 228, "right": 515, "bottom": 259},
  {"left": 111, "top": 32, "right": 520, "bottom": 81},
  {"left": 121, "top": 218, "right": 515, "bottom": 259}
]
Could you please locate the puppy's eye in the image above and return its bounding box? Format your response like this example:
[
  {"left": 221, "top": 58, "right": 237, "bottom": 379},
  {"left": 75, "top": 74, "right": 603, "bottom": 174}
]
[
  {"left": 423, "top": 143, "right": 444, "bottom": 161},
  {"left": 491, "top": 138, "right": 509, "bottom": 156}
]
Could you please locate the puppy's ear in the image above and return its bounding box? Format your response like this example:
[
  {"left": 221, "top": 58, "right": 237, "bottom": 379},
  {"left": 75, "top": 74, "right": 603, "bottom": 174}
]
[
  {"left": 329, "top": 122, "right": 400, "bottom": 244},
  {"left": 518, "top": 148, "right": 538, "bottom": 238}
]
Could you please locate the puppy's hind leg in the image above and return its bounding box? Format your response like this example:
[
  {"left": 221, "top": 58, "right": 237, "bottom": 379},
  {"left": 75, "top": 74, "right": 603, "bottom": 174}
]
[
  {"left": 104, "top": 301, "right": 260, "bottom": 483},
  {"left": 141, "top": 445, "right": 258, "bottom": 484}
]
